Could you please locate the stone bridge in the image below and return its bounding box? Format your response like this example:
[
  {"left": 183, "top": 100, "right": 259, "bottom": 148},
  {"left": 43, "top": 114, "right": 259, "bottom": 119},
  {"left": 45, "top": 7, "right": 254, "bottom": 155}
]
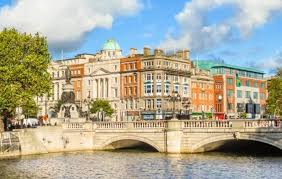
[
  {"left": 65, "top": 119, "right": 282, "bottom": 153},
  {"left": 1, "top": 119, "right": 282, "bottom": 157}
]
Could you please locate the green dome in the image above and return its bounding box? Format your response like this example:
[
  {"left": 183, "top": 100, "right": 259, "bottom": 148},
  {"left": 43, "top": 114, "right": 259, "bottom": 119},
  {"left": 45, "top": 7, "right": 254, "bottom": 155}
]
[{"left": 102, "top": 39, "right": 121, "bottom": 51}]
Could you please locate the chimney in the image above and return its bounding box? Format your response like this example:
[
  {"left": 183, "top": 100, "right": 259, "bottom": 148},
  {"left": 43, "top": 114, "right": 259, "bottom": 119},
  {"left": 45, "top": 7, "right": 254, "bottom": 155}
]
[
  {"left": 154, "top": 48, "right": 164, "bottom": 56},
  {"left": 183, "top": 49, "right": 190, "bottom": 59},
  {"left": 176, "top": 49, "right": 190, "bottom": 59},
  {"left": 130, "top": 48, "right": 137, "bottom": 57},
  {"left": 143, "top": 47, "right": 151, "bottom": 56}
]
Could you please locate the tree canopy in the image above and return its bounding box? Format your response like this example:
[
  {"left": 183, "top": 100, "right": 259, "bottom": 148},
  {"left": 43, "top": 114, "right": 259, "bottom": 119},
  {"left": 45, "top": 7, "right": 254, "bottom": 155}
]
[
  {"left": 89, "top": 99, "right": 114, "bottom": 117},
  {"left": 0, "top": 28, "right": 52, "bottom": 117},
  {"left": 267, "top": 68, "right": 282, "bottom": 117}
]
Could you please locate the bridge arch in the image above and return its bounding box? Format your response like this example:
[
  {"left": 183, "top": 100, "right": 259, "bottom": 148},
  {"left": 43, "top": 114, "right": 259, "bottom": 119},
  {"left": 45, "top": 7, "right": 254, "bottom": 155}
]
[
  {"left": 101, "top": 135, "right": 163, "bottom": 152},
  {"left": 192, "top": 133, "right": 282, "bottom": 153}
]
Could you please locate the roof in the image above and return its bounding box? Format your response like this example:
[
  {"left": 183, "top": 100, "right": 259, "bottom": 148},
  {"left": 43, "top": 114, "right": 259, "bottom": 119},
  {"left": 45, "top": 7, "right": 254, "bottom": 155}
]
[
  {"left": 193, "top": 60, "right": 264, "bottom": 74},
  {"left": 102, "top": 39, "right": 121, "bottom": 51}
]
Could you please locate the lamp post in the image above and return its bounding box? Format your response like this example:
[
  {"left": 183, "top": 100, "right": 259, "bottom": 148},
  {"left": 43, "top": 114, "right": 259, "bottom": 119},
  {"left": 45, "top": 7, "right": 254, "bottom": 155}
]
[
  {"left": 168, "top": 91, "right": 181, "bottom": 120},
  {"left": 139, "top": 107, "right": 144, "bottom": 121},
  {"left": 217, "top": 95, "right": 223, "bottom": 119},
  {"left": 182, "top": 99, "right": 191, "bottom": 120}
]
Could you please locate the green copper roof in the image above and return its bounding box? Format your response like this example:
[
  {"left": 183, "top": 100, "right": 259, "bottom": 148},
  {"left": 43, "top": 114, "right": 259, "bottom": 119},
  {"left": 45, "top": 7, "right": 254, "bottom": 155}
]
[
  {"left": 102, "top": 39, "right": 121, "bottom": 51},
  {"left": 193, "top": 60, "right": 264, "bottom": 74}
]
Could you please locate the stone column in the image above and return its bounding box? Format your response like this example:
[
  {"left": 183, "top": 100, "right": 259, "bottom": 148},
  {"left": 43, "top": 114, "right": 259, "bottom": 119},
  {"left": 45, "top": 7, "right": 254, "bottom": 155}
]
[
  {"left": 100, "top": 79, "right": 103, "bottom": 98},
  {"left": 96, "top": 79, "right": 99, "bottom": 98}
]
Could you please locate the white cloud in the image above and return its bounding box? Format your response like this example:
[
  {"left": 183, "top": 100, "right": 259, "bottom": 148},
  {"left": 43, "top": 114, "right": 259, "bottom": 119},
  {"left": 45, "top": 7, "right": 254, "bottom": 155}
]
[
  {"left": 256, "top": 49, "right": 282, "bottom": 74},
  {"left": 0, "top": 0, "right": 141, "bottom": 51},
  {"left": 160, "top": 0, "right": 282, "bottom": 51}
]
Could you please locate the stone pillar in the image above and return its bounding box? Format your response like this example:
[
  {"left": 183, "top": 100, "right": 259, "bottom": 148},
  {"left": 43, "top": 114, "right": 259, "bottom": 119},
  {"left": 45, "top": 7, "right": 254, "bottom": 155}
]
[
  {"left": 100, "top": 79, "right": 103, "bottom": 98},
  {"left": 166, "top": 120, "right": 183, "bottom": 153},
  {"left": 96, "top": 79, "right": 99, "bottom": 98}
]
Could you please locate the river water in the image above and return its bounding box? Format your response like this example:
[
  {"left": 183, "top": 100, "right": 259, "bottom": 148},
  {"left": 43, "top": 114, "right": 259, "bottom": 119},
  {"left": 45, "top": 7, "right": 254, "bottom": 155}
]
[{"left": 0, "top": 151, "right": 281, "bottom": 179}]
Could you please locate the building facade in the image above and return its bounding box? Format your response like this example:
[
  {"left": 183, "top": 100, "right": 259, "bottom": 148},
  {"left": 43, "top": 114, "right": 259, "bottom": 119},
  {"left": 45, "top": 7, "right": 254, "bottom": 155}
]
[
  {"left": 197, "top": 61, "right": 267, "bottom": 119},
  {"left": 191, "top": 69, "right": 214, "bottom": 119},
  {"left": 139, "top": 49, "right": 193, "bottom": 120}
]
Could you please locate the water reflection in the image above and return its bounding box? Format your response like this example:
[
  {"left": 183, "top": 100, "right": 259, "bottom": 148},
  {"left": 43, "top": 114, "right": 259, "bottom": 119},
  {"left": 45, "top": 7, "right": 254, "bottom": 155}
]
[{"left": 0, "top": 151, "right": 281, "bottom": 179}]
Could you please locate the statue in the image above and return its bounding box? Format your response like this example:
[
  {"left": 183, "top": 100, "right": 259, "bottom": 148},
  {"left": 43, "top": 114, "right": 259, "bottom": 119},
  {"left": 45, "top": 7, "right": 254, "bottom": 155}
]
[
  {"left": 65, "top": 66, "right": 72, "bottom": 84},
  {"left": 64, "top": 105, "right": 71, "bottom": 118}
]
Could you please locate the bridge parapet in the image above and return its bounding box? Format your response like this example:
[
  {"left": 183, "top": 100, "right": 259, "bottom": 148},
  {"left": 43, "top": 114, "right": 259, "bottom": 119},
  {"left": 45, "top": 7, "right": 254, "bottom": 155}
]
[
  {"left": 94, "top": 121, "right": 167, "bottom": 130},
  {"left": 183, "top": 120, "right": 232, "bottom": 128}
]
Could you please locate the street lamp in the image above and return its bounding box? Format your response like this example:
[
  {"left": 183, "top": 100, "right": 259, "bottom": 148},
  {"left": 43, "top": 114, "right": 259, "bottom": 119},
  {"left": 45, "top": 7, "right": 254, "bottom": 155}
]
[
  {"left": 139, "top": 107, "right": 144, "bottom": 121},
  {"left": 167, "top": 91, "right": 181, "bottom": 120},
  {"left": 182, "top": 99, "right": 191, "bottom": 120}
]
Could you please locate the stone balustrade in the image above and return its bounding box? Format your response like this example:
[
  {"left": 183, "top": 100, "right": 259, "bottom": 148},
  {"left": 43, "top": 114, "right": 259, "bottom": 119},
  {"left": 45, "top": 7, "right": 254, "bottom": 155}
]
[
  {"left": 96, "top": 122, "right": 126, "bottom": 129},
  {"left": 133, "top": 121, "right": 167, "bottom": 128},
  {"left": 244, "top": 120, "right": 281, "bottom": 128},
  {"left": 183, "top": 120, "right": 232, "bottom": 128},
  {"left": 62, "top": 119, "right": 282, "bottom": 131},
  {"left": 62, "top": 123, "right": 84, "bottom": 130}
]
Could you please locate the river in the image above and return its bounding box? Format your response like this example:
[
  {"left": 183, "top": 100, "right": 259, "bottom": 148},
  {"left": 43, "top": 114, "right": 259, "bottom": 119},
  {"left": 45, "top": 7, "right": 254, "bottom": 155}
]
[{"left": 0, "top": 151, "right": 281, "bottom": 179}]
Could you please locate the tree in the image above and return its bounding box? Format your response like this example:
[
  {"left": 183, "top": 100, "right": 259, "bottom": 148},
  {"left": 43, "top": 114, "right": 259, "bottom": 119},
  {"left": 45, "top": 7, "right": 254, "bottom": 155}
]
[
  {"left": 267, "top": 68, "right": 282, "bottom": 117},
  {"left": 0, "top": 28, "right": 52, "bottom": 120},
  {"left": 89, "top": 99, "right": 114, "bottom": 117}
]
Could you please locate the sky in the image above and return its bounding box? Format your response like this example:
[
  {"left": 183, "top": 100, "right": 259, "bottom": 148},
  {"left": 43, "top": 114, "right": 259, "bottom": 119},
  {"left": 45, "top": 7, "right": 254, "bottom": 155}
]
[{"left": 0, "top": 0, "right": 282, "bottom": 74}]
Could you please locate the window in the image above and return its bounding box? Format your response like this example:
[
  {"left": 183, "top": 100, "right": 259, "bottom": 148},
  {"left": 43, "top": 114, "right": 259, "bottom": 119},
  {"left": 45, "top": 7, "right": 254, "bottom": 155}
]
[
  {"left": 246, "top": 80, "right": 250, "bottom": 87},
  {"left": 227, "top": 89, "right": 233, "bottom": 97},
  {"left": 129, "top": 87, "right": 132, "bottom": 95},
  {"left": 260, "top": 92, "right": 265, "bottom": 100},
  {"left": 254, "top": 82, "right": 258, "bottom": 88},
  {"left": 174, "top": 76, "right": 179, "bottom": 82},
  {"left": 164, "top": 74, "right": 169, "bottom": 81},
  {"left": 114, "top": 65, "right": 117, "bottom": 71},
  {"left": 88, "top": 91, "right": 91, "bottom": 98},
  {"left": 145, "top": 84, "right": 154, "bottom": 94},
  {"left": 227, "top": 78, "right": 233, "bottom": 85},
  {"left": 88, "top": 80, "right": 91, "bottom": 86},
  {"left": 260, "top": 82, "right": 265, "bottom": 88},
  {"left": 157, "top": 84, "right": 161, "bottom": 93},
  {"left": 228, "top": 103, "right": 233, "bottom": 110},
  {"left": 184, "top": 77, "right": 188, "bottom": 83},
  {"left": 134, "top": 86, "right": 137, "bottom": 95},
  {"left": 115, "top": 77, "right": 118, "bottom": 84},
  {"left": 88, "top": 68, "right": 91, "bottom": 74},
  {"left": 174, "top": 85, "right": 179, "bottom": 93},
  {"left": 237, "top": 90, "right": 242, "bottom": 98},
  {"left": 253, "top": 92, "right": 258, "bottom": 99},
  {"left": 183, "top": 85, "right": 189, "bottom": 95},
  {"left": 146, "top": 74, "right": 152, "bottom": 81},
  {"left": 156, "top": 99, "right": 161, "bottom": 108},
  {"left": 165, "top": 84, "right": 170, "bottom": 94},
  {"left": 77, "top": 80, "right": 81, "bottom": 87},
  {"left": 157, "top": 73, "right": 161, "bottom": 80},
  {"left": 245, "top": 91, "right": 251, "bottom": 98},
  {"left": 114, "top": 89, "right": 118, "bottom": 97}
]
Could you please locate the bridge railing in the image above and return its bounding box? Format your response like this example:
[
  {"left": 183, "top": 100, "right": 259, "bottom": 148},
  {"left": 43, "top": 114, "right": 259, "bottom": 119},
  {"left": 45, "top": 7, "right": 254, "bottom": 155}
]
[
  {"left": 133, "top": 121, "right": 167, "bottom": 128},
  {"left": 96, "top": 122, "right": 126, "bottom": 129},
  {"left": 244, "top": 120, "right": 281, "bottom": 128},
  {"left": 182, "top": 120, "right": 232, "bottom": 128},
  {"left": 62, "top": 123, "right": 85, "bottom": 130},
  {"left": 94, "top": 121, "right": 167, "bottom": 129}
]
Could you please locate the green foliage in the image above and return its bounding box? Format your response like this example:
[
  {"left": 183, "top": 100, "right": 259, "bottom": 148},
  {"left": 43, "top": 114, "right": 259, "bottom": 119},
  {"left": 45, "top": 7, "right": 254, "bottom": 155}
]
[
  {"left": 267, "top": 68, "right": 282, "bottom": 116},
  {"left": 241, "top": 112, "right": 247, "bottom": 119},
  {"left": 0, "top": 28, "right": 52, "bottom": 116},
  {"left": 89, "top": 99, "right": 114, "bottom": 117}
]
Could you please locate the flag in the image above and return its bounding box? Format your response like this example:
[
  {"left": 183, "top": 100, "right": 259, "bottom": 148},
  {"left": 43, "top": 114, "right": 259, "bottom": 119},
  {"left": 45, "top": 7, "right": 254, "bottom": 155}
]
[{"left": 236, "top": 73, "right": 241, "bottom": 87}]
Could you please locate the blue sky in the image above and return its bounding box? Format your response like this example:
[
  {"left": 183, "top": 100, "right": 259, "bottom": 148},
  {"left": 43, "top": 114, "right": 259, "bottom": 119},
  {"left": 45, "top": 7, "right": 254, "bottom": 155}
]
[{"left": 0, "top": 0, "right": 282, "bottom": 74}]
